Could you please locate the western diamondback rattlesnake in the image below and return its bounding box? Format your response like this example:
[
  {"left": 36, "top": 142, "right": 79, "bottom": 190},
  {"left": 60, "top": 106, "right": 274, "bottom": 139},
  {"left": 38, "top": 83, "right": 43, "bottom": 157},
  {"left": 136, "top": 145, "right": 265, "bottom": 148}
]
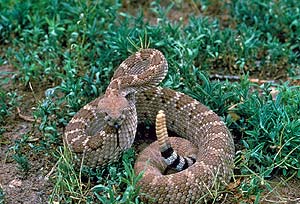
[{"left": 64, "top": 49, "right": 235, "bottom": 203}]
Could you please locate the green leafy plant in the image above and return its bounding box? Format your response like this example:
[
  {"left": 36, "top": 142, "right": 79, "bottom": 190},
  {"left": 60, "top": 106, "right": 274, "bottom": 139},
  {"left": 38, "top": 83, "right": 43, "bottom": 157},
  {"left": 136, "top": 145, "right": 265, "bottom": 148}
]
[
  {"left": 50, "top": 146, "right": 142, "bottom": 203},
  {"left": 1, "top": 0, "right": 300, "bottom": 203},
  {"left": 8, "top": 134, "right": 31, "bottom": 173},
  {"left": 0, "top": 90, "right": 20, "bottom": 124},
  {"left": 50, "top": 145, "right": 91, "bottom": 204},
  {"left": 0, "top": 186, "right": 4, "bottom": 204},
  {"left": 92, "top": 160, "right": 143, "bottom": 204}
]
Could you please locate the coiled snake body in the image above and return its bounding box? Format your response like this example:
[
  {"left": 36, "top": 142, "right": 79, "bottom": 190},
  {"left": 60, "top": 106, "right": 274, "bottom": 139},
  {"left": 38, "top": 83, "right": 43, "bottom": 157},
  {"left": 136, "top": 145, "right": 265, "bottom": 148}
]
[{"left": 65, "top": 49, "right": 235, "bottom": 203}]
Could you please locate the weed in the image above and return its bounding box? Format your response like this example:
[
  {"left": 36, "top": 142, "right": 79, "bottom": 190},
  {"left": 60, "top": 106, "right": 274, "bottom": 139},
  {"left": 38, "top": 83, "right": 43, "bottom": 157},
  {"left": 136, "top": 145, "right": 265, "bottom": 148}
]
[
  {"left": 12, "top": 154, "right": 31, "bottom": 173},
  {"left": 197, "top": 167, "right": 234, "bottom": 204},
  {"left": 50, "top": 145, "right": 91, "bottom": 203},
  {"left": 8, "top": 134, "right": 31, "bottom": 173},
  {"left": 92, "top": 159, "right": 143, "bottom": 204},
  {"left": 1, "top": 0, "right": 300, "bottom": 203},
  {"left": 0, "top": 187, "right": 4, "bottom": 204},
  {"left": 0, "top": 91, "right": 9, "bottom": 123},
  {"left": 0, "top": 128, "right": 5, "bottom": 139},
  {"left": 0, "top": 90, "right": 20, "bottom": 125},
  {"left": 233, "top": 82, "right": 300, "bottom": 177},
  {"left": 50, "top": 145, "right": 142, "bottom": 203}
]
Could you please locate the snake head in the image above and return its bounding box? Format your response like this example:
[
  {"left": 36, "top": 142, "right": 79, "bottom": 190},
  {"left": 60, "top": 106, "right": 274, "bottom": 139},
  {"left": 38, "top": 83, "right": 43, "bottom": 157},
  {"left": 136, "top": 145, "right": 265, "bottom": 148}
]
[{"left": 98, "top": 95, "right": 130, "bottom": 129}]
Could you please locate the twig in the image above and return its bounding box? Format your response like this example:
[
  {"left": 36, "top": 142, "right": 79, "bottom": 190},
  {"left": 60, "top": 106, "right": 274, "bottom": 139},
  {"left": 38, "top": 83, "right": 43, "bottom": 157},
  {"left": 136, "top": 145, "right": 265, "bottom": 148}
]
[
  {"left": 16, "top": 107, "right": 36, "bottom": 122},
  {"left": 209, "top": 74, "right": 276, "bottom": 84},
  {"left": 263, "top": 197, "right": 300, "bottom": 203},
  {"left": 44, "top": 159, "right": 59, "bottom": 181}
]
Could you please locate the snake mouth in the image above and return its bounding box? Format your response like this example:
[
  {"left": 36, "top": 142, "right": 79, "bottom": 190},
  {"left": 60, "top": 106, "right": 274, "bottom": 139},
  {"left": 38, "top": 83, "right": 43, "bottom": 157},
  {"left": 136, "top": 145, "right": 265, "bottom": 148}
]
[
  {"left": 105, "top": 116, "right": 124, "bottom": 128},
  {"left": 114, "top": 123, "right": 121, "bottom": 129},
  {"left": 104, "top": 111, "right": 126, "bottom": 128},
  {"left": 104, "top": 115, "right": 123, "bottom": 148}
]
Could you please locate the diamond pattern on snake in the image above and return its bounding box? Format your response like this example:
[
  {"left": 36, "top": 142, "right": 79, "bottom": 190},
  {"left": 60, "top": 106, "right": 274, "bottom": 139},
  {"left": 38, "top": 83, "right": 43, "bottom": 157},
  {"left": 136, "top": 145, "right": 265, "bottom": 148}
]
[{"left": 64, "top": 49, "right": 235, "bottom": 203}]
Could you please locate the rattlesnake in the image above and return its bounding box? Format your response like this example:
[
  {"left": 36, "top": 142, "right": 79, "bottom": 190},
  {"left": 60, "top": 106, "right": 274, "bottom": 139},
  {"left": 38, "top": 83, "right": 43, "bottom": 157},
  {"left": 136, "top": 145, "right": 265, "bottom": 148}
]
[{"left": 64, "top": 49, "right": 235, "bottom": 203}]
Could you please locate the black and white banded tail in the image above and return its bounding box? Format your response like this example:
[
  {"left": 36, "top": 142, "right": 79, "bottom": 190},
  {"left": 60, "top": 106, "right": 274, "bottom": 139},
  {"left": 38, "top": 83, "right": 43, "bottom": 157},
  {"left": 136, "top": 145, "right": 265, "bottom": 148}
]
[{"left": 156, "top": 110, "right": 196, "bottom": 172}]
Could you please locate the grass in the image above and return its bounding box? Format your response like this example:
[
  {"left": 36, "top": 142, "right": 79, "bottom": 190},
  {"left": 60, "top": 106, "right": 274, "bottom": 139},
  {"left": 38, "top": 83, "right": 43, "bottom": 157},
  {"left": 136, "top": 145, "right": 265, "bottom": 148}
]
[
  {"left": 0, "top": 89, "right": 20, "bottom": 124},
  {"left": 0, "top": 187, "right": 4, "bottom": 204},
  {"left": 50, "top": 145, "right": 141, "bottom": 204},
  {"left": 0, "top": 0, "right": 300, "bottom": 203}
]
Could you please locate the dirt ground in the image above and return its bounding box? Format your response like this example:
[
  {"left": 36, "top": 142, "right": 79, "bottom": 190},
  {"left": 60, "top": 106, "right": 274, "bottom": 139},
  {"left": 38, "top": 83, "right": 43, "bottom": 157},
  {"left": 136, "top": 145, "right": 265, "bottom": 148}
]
[
  {"left": 0, "top": 141, "right": 51, "bottom": 204},
  {"left": 1, "top": 1, "right": 300, "bottom": 204},
  {"left": 1, "top": 65, "right": 300, "bottom": 203},
  {"left": 0, "top": 65, "right": 52, "bottom": 204}
]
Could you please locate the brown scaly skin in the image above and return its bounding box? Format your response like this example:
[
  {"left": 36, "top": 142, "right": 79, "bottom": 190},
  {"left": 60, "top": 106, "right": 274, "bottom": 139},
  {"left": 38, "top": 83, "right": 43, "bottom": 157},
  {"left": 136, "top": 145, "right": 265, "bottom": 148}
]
[
  {"left": 135, "top": 87, "right": 235, "bottom": 203},
  {"left": 156, "top": 110, "right": 196, "bottom": 172},
  {"left": 64, "top": 49, "right": 168, "bottom": 167},
  {"left": 64, "top": 49, "right": 235, "bottom": 203}
]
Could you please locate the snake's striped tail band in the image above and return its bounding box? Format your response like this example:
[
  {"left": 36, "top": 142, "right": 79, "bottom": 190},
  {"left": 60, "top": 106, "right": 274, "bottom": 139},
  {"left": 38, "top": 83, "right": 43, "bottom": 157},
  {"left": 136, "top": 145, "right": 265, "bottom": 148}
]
[{"left": 156, "top": 110, "right": 196, "bottom": 172}]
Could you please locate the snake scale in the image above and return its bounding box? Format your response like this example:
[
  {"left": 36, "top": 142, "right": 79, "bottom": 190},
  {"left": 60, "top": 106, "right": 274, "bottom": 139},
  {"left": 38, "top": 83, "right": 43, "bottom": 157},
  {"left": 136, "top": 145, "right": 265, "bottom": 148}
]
[{"left": 64, "top": 49, "right": 235, "bottom": 203}]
